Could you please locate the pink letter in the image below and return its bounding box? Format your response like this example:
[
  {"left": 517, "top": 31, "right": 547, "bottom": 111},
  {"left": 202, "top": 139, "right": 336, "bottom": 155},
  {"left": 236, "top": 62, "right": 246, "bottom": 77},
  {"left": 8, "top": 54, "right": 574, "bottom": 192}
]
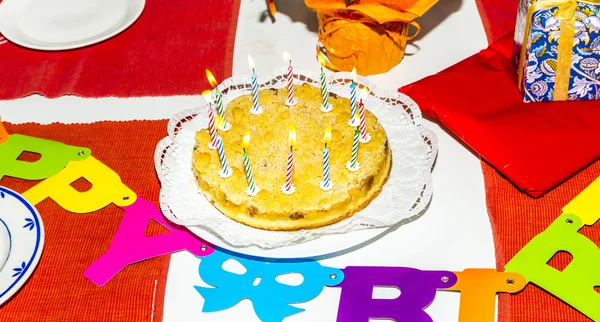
[{"left": 84, "top": 197, "right": 213, "bottom": 286}]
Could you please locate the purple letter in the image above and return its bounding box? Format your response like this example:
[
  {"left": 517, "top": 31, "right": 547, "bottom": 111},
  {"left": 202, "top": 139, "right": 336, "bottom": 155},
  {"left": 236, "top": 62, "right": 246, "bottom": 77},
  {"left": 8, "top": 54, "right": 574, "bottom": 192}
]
[{"left": 336, "top": 266, "right": 457, "bottom": 322}]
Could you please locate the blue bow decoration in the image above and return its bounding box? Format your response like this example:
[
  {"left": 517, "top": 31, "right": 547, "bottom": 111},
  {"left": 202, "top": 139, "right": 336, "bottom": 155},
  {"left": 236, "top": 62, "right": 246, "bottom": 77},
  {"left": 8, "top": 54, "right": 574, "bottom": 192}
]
[{"left": 195, "top": 250, "right": 344, "bottom": 322}]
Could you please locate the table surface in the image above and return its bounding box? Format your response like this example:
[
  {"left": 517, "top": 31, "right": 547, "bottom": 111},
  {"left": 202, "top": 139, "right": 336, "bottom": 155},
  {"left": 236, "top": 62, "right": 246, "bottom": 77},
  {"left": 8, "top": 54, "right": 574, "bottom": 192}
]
[{"left": 0, "top": 0, "right": 494, "bottom": 321}]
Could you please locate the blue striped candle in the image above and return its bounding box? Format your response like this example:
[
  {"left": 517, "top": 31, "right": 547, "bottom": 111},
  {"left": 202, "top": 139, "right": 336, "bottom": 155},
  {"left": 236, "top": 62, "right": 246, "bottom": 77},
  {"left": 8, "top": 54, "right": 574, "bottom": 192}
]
[
  {"left": 216, "top": 135, "right": 232, "bottom": 178},
  {"left": 348, "top": 67, "right": 359, "bottom": 126},
  {"left": 248, "top": 55, "right": 263, "bottom": 115},
  {"left": 320, "top": 125, "right": 332, "bottom": 190},
  {"left": 350, "top": 81, "right": 357, "bottom": 120}
]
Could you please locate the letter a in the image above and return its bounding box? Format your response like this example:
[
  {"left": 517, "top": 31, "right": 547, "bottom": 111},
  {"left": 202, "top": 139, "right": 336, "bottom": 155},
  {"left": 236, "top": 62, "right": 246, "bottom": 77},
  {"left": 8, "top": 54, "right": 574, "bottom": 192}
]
[
  {"left": 505, "top": 213, "right": 600, "bottom": 321},
  {"left": 84, "top": 197, "right": 213, "bottom": 286}
]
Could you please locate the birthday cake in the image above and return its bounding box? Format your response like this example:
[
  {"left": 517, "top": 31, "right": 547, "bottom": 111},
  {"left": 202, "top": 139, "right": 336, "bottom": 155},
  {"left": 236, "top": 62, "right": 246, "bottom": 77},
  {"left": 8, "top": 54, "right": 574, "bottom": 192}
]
[{"left": 192, "top": 83, "right": 391, "bottom": 231}]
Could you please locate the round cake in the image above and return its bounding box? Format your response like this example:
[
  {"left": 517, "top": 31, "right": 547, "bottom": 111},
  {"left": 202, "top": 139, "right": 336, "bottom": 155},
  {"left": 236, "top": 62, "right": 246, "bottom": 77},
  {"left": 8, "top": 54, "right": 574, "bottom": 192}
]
[{"left": 192, "top": 83, "right": 391, "bottom": 231}]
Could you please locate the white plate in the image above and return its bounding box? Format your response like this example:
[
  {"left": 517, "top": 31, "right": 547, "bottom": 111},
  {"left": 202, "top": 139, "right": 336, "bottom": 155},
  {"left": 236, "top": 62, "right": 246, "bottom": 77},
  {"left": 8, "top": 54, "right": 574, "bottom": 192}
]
[
  {"left": 156, "top": 69, "right": 437, "bottom": 259},
  {"left": 0, "top": 0, "right": 145, "bottom": 50},
  {"left": 189, "top": 225, "right": 395, "bottom": 259},
  {"left": 0, "top": 187, "right": 45, "bottom": 306}
]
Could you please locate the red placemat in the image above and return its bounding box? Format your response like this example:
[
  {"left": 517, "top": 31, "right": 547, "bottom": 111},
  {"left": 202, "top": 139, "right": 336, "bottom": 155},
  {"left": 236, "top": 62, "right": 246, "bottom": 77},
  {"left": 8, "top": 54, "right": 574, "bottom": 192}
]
[
  {"left": 484, "top": 160, "right": 600, "bottom": 322},
  {"left": 0, "top": 0, "right": 240, "bottom": 99},
  {"left": 399, "top": 34, "right": 600, "bottom": 197},
  {"left": 0, "top": 120, "right": 170, "bottom": 321}
]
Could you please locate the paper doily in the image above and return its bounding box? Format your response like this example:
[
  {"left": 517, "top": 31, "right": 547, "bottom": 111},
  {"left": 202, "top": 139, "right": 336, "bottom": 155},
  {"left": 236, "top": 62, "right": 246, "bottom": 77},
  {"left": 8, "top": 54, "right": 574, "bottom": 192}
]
[{"left": 155, "top": 68, "right": 437, "bottom": 249}]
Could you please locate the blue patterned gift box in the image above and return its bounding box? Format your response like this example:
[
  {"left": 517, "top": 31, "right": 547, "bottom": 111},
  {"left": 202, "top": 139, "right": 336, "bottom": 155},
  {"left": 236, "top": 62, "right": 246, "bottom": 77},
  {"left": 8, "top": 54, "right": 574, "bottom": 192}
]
[{"left": 515, "top": 0, "right": 600, "bottom": 102}]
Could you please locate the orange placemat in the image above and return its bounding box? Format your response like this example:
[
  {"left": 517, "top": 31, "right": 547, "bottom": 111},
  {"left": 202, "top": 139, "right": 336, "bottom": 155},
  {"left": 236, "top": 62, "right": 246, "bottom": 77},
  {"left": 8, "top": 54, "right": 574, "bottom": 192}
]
[
  {"left": 0, "top": 120, "right": 170, "bottom": 321},
  {"left": 484, "top": 160, "right": 600, "bottom": 322}
]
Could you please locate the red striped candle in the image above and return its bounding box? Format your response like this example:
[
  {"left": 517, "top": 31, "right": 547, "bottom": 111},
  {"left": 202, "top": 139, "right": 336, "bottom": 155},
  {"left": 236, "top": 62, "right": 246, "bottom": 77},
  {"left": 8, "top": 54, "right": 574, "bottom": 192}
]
[
  {"left": 283, "top": 51, "right": 298, "bottom": 107},
  {"left": 358, "top": 87, "right": 371, "bottom": 143},
  {"left": 203, "top": 90, "right": 218, "bottom": 149},
  {"left": 281, "top": 124, "right": 296, "bottom": 194}
]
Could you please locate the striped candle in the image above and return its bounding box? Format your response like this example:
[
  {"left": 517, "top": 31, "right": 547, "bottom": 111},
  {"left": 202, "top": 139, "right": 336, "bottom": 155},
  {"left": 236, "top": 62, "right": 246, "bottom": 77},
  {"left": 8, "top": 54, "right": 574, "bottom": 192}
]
[
  {"left": 284, "top": 149, "right": 294, "bottom": 192},
  {"left": 318, "top": 53, "right": 332, "bottom": 112},
  {"left": 358, "top": 96, "right": 371, "bottom": 143},
  {"left": 216, "top": 135, "right": 232, "bottom": 178},
  {"left": 283, "top": 51, "right": 298, "bottom": 106},
  {"left": 242, "top": 130, "right": 259, "bottom": 195},
  {"left": 281, "top": 124, "right": 296, "bottom": 194},
  {"left": 349, "top": 81, "right": 357, "bottom": 122},
  {"left": 215, "top": 89, "right": 225, "bottom": 120},
  {"left": 207, "top": 107, "right": 218, "bottom": 149},
  {"left": 243, "top": 151, "right": 257, "bottom": 194},
  {"left": 320, "top": 125, "right": 332, "bottom": 190},
  {"left": 206, "top": 69, "right": 230, "bottom": 130},
  {"left": 321, "top": 69, "right": 329, "bottom": 106},
  {"left": 348, "top": 67, "right": 358, "bottom": 126},
  {"left": 202, "top": 90, "right": 218, "bottom": 149},
  {"left": 248, "top": 55, "right": 263, "bottom": 115},
  {"left": 346, "top": 122, "right": 360, "bottom": 171}
]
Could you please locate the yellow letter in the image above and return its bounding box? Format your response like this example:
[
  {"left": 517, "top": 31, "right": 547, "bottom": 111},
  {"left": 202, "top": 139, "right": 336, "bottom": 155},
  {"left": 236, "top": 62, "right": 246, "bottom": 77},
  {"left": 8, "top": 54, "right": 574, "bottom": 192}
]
[
  {"left": 22, "top": 156, "right": 136, "bottom": 213},
  {"left": 562, "top": 176, "right": 600, "bottom": 225}
]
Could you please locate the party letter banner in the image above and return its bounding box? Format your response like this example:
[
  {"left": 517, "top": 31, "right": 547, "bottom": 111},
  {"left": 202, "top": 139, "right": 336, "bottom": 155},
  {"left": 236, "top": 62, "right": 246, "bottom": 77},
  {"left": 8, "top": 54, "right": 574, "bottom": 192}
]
[
  {"left": 84, "top": 197, "right": 214, "bottom": 286},
  {"left": 0, "top": 134, "right": 91, "bottom": 181},
  {"left": 505, "top": 213, "right": 600, "bottom": 321},
  {"left": 22, "top": 156, "right": 136, "bottom": 212},
  {"left": 336, "top": 266, "right": 456, "bottom": 322},
  {"left": 562, "top": 176, "right": 600, "bottom": 226},
  {"left": 195, "top": 250, "right": 344, "bottom": 322},
  {"left": 448, "top": 269, "right": 526, "bottom": 322}
]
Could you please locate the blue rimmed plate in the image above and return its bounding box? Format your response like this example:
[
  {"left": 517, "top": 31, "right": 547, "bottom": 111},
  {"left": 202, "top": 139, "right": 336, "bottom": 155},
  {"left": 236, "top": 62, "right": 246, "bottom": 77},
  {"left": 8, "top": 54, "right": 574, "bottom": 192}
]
[{"left": 0, "top": 186, "right": 44, "bottom": 306}]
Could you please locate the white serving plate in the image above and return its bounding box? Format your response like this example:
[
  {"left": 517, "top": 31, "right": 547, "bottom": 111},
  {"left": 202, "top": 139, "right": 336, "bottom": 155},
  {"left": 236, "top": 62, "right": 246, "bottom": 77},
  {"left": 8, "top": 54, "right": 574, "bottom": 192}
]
[
  {"left": 155, "top": 69, "right": 437, "bottom": 259},
  {"left": 0, "top": 0, "right": 144, "bottom": 50}
]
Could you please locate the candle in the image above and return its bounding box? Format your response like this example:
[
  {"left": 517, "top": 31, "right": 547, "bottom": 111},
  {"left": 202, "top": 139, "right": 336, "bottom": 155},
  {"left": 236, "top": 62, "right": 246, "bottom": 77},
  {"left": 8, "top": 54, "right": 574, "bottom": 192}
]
[
  {"left": 320, "top": 125, "right": 333, "bottom": 191},
  {"left": 346, "top": 118, "right": 361, "bottom": 172},
  {"left": 318, "top": 53, "right": 332, "bottom": 112},
  {"left": 203, "top": 90, "right": 219, "bottom": 149},
  {"left": 248, "top": 55, "right": 263, "bottom": 115},
  {"left": 348, "top": 67, "right": 359, "bottom": 127},
  {"left": 242, "top": 130, "right": 260, "bottom": 196},
  {"left": 206, "top": 69, "right": 231, "bottom": 131},
  {"left": 283, "top": 51, "right": 298, "bottom": 107},
  {"left": 281, "top": 124, "right": 296, "bottom": 194},
  {"left": 216, "top": 135, "right": 233, "bottom": 178},
  {"left": 358, "top": 87, "right": 371, "bottom": 143}
]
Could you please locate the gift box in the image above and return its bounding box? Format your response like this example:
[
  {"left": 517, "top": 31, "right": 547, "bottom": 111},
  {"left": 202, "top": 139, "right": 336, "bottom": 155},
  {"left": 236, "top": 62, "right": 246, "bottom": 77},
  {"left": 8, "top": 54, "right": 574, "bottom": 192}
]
[
  {"left": 304, "top": 0, "right": 437, "bottom": 76},
  {"left": 515, "top": 0, "right": 600, "bottom": 102}
]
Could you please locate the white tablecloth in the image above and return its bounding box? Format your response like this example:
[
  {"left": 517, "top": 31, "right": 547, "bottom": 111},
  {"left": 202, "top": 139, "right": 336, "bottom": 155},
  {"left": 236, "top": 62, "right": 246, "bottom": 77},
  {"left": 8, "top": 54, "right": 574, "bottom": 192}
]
[{"left": 0, "top": 0, "right": 494, "bottom": 321}]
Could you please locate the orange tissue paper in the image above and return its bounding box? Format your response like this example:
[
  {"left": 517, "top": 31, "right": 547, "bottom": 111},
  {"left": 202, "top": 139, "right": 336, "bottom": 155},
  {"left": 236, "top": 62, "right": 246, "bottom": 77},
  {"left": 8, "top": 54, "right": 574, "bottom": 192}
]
[{"left": 304, "top": 0, "right": 438, "bottom": 75}]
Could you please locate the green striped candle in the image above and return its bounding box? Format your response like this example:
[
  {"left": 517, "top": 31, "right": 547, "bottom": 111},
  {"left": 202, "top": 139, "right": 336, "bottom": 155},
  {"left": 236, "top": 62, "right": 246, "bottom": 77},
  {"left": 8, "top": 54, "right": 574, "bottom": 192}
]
[
  {"left": 318, "top": 53, "right": 332, "bottom": 112},
  {"left": 242, "top": 130, "right": 259, "bottom": 196},
  {"left": 346, "top": 120, "right": 361, "bottom": 171}
]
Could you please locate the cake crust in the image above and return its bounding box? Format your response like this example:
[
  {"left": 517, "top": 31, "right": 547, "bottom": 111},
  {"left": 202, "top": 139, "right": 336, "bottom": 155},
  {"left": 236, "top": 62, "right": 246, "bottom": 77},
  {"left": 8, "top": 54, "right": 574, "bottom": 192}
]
[{"left": 193, "top": 83, "right": 391, "bottom": 231}]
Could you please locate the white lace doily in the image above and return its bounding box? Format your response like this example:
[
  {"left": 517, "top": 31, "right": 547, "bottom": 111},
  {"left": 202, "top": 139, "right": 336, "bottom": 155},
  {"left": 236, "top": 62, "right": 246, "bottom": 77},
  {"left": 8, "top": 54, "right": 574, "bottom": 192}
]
[{"left": 154, "top": 68, "right": 437, "bottom": 249}]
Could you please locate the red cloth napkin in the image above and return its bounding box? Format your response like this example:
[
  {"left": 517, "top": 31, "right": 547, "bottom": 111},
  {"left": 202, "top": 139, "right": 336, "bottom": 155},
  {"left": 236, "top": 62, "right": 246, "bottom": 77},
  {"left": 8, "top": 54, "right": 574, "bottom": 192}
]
[
  {"left": 0, "top": 0, "right": 240, "bottom": 99},
  {"left": 399, "top": 34, "right": 600, "bottom": 197},
  {"left": 474, "top": 0, "right": 518, "bottom": 44}
]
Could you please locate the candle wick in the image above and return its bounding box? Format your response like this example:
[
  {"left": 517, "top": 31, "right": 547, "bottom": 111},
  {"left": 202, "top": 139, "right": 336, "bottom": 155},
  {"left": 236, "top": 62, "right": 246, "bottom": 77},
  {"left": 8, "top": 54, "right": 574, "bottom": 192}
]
[
  {"left": 290, "top": 145, "right": 293, "bottom": 153},
  {"left": 243, "top": 148, "right": 246, "bottom": 153}
]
